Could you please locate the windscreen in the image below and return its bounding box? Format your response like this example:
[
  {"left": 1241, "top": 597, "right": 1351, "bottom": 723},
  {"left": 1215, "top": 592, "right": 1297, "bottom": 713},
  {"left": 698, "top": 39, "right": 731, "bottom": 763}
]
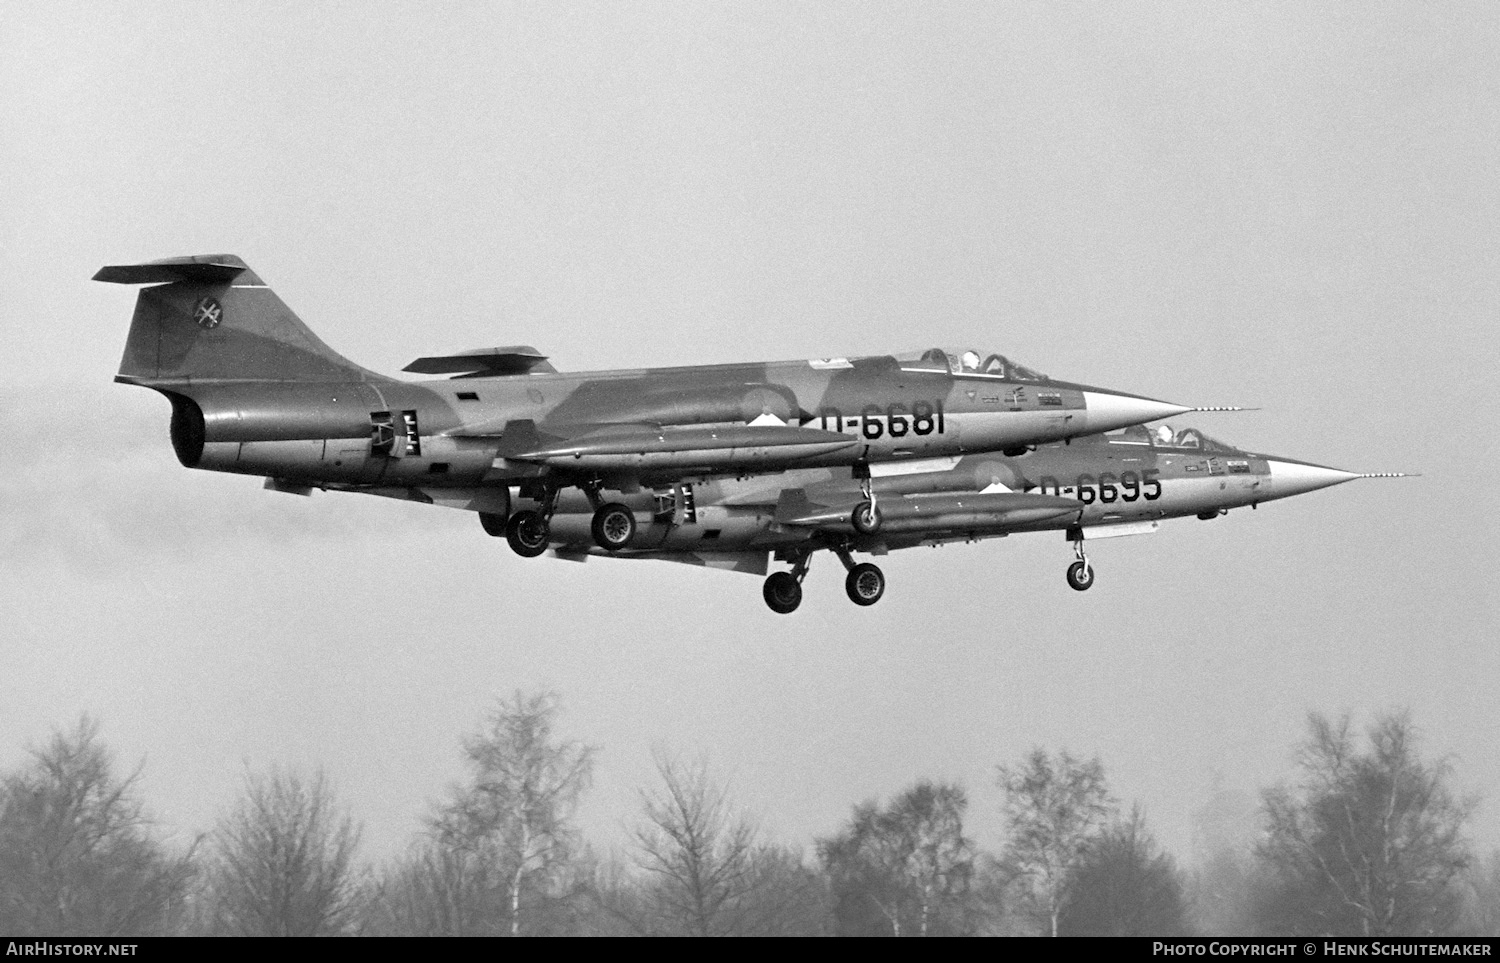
[{"left": 895, "top": 347, "right": 1047, "bottom": 380}]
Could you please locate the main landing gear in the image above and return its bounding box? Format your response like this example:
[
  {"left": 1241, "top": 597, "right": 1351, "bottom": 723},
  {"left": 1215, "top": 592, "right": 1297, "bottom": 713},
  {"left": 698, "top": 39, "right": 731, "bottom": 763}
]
[
  {"left": 590, "top": 502, "right": 636, "bottom": 551},
  {"left": 493, "top": 479, "right": 642, "bottom": 558},
  {"left": 845, "top": 562, "right": 886, "bottom": 606},
  {"left": 763, "top": 570, "right": 803, "bottom": 615},
  {"left": 762, "top": 547, "right": 886, "bottom": 614},
  {"left": 476, "top": 493, "right": 548, "bottom": 557},
  {"left": 580, "top": 480, "right": 637, "bottom": 553},
  {"left": 504, "top": 478, "right": 564, "bottom": 558},
  {"left": 1066, "top": 537, "right": 1095, "bottom": 592},
  {"left": 506, "top": 510, "right": 550, "bottom": 558}
]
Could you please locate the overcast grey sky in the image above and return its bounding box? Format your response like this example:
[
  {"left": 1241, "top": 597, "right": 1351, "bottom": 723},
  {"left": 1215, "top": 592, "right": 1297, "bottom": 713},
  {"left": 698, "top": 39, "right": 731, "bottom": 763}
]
[{"left": 3, "top": 1, "right": 1497, "bottom": 865}]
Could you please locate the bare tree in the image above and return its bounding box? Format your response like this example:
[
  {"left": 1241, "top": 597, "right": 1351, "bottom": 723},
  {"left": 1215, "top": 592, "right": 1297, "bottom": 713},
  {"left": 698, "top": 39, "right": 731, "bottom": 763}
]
[
  {"left": 365, "top": 841, "right": 483, "bottom": 936},
  {"left": 607, "top": 752, "right": 828, "bottom": 936},
  {"left": 1256, "top": 711, "right": 1474, "bottom": 937},
  {"left": 628, "top": 752, "right": 758, "bottom": 936},
  {"left": 0, "top": 717, "right": 194, "bottom": 936},
  {"left": 595, "top": 840, "right": 828, "bottom": 937},
  {"left": 421, "top": 691, "right": 593, "bottom": 936},
  {"left": 728, "top": 844, "right": 833, "bottom": 937},
  {"left": 998, "top": 748, "right": 1114, "bottom": 936},
  {"left": 1058, "top": 806, "right": 1189, "bottom": 936},
  {"left": 204, "top": 766, "right": 364, "bottom": 936},
  {"left": 819, "top": 780, "right": 976, "bottom": 936}
]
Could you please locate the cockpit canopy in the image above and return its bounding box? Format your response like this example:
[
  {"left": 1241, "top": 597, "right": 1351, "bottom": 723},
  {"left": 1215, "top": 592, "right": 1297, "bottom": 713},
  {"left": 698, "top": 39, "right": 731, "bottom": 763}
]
[
  {"left": 1108, "top": 424, "right": 1238, "bottom": 452},
  {"left": 896, "top": 347, "right": 1047, "bottom": 381}
]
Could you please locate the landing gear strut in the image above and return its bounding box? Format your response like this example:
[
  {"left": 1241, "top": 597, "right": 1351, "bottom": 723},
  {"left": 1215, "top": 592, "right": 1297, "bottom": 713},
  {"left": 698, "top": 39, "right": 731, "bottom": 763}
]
[
  {"left": 1066, "top": 537, "right": 1095, "bottom": 592},
  {"left": 851, "top": 473, "right": 882, "bottom": 535},
  {"left": 507, "top": 480, "right": 562, "bottom": 558}
]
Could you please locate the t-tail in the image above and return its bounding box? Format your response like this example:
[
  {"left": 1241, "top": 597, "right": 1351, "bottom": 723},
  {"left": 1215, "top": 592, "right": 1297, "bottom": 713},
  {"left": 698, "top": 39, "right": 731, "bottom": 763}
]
[
  {"left": 96, "top": 254, "right": 385, "bottom": 387},
  {"left": 98, "top": 254, "right": 400, "bottom": 472}
]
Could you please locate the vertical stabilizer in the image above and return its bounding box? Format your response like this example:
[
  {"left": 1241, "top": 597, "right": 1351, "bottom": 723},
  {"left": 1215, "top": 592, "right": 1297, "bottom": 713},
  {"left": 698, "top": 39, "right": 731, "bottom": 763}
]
[{"left": 96, "top": 255, "right": 385, "bottom": 385}]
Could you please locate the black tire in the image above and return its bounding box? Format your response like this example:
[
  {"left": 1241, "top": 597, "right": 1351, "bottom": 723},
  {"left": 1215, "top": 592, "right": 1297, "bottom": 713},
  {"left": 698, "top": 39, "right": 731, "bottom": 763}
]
[
  {"left": 1066, "top": 560, "right": 1095, "bottom": 592},
  {"left": 845, "top": 562, "right": 885, "bottom": 606},
  {"left": 763, "top": 572, "right": 803, "bottom": 614},
  {"left": 506, "top": 510, "right": 549, "bottom": 558},
  {"left": 480, "top": 511, "right": 509, "bottom": 537},
  {"left": 591, "top": 503, "right": 636, "bottom": 551},
  {"left": 851, "top": 501, "right": 882, "bottom": 535}
]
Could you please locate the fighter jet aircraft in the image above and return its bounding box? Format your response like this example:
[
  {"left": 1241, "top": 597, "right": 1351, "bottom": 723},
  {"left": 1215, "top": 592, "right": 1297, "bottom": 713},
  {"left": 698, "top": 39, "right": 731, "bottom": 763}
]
[
  {"left": 98, "top": 254, "right": 1218, "bottom": 555},
  {"left": 520, "top": 422, "right": 1407, "bottom": 613}
]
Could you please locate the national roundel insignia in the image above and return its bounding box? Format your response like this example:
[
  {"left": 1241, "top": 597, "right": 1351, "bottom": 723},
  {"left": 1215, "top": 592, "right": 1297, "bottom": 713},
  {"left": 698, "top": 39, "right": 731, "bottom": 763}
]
[{"left": 193, "top": 297, "right": 223, "bottom": 329}]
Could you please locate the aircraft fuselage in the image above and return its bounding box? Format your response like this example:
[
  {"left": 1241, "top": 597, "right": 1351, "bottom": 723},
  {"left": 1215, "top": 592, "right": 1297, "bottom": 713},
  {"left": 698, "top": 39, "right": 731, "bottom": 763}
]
[
  {"left": 159, "top": 358, "right": 1187, "bottom": 493},
  {"left": 520, "top": 429, "right": 1334, "bottom": 559}
]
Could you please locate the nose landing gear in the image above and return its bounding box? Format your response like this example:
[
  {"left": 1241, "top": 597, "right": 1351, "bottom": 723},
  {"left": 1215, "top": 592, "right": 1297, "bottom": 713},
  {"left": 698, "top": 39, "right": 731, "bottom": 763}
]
[
  {"left": 1066, "top": 537, "right": 1095, "bottom": 591},
  {"left": 850, "top": 473, "right": 882, "bottom": 534}
]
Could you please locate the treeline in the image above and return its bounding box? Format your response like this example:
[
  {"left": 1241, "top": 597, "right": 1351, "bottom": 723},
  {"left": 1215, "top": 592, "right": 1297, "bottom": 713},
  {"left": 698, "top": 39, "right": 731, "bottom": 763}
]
[{"left": 1, "top": 696, "right": 1497, "bottom": 937}]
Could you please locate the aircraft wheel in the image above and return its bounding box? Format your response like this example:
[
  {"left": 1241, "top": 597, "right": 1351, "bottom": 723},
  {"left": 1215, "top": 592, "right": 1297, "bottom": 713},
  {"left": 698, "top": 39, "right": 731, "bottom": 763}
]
[
  {"left": 845, "top": 562, "right": 885, "bottom": 606},
  {"left": 479, "top": 511, "right": 509, "bottom": 537},
  {"left": 591, "top": 503, "right": 636, "bottom": 551},
  {"left": 851, "top": 501, "right": 882, "bottom": 535},
  {"left": 763, "top": 572, "right": 803, "bottom": 614},
  {"left": 1066, "top": 560, "right": 1095, "bottom": 592},
  {"left": 506, "top": 510, "right": 550, "bottom": 558}
]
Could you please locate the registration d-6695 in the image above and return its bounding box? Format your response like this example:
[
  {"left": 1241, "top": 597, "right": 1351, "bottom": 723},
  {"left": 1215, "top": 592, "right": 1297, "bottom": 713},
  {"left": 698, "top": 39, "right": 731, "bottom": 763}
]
[{"left": 1038, "top": 468, "right": 1162, "bottom": 503}]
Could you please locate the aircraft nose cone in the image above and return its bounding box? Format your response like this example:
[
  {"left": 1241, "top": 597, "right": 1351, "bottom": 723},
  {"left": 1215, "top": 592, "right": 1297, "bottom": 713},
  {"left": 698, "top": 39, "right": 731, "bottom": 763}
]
[
  {"left": 1265, "top": 459, "right": 1361, "bottom": 497},
  {"left": 1080, "top": 392, "right": 1194, "bottom": 433}
]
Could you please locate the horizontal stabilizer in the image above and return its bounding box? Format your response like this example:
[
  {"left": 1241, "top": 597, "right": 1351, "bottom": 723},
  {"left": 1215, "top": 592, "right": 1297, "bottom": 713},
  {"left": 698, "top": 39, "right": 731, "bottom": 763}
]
[
  {"left": 94, "top": 255, "right": 248, "bottom": 285},
  {"left": 403, "top": 346, "right": 556, "bottom": 376}
]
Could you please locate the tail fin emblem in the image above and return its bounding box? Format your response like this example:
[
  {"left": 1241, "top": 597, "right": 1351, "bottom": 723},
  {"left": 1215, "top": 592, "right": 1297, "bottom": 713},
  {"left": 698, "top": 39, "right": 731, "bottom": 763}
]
[{"left": 193, "top": 298, "right": 223, "bottom": 329}]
